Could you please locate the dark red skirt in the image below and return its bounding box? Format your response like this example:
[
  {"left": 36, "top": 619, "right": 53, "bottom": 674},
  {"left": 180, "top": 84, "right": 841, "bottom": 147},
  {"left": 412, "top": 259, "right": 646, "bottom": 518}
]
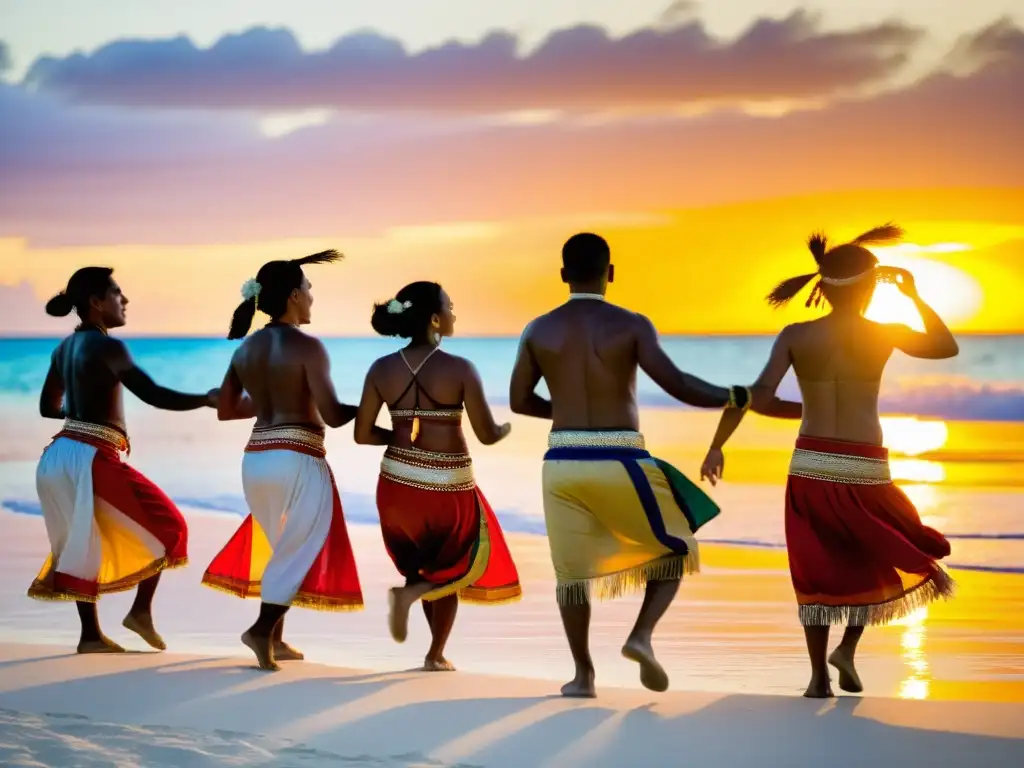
[
  {"left": 376, "top": 447, "right": 521, "bottom": 604},
  {"left": 786, "top": 436, "right": 954, "bottom": 626}
]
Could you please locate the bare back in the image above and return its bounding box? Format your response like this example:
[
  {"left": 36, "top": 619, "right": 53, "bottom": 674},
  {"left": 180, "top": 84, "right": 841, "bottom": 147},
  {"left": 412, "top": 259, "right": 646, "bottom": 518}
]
[
  {"left": 231, "top": 326, "right": 325, "bottom": 428},
  {"left": 788, "top": 316, "right": 895, "bottom": 445},
  {"left": 512, "top": 297, "right": 731, "bottom": 430},
  {"left": 49, "top": 330, "right": 127, "bottom": 429},
  {"left": 40, "top": 328, "right": 212, "bottom": 430},
  {"left": 355, "top": 345, "right": 506, "bottom": 452},
  {"left": 522, "top": 301, "right": 643, "bottom": 430}
]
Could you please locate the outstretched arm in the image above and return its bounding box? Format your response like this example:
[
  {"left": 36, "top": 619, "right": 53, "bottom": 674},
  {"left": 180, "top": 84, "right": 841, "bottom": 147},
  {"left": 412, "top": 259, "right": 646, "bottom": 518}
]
[
  {"left": 304, "top": 339, "right": 357, "bottom": 429},
  {"left": 353, "top": 363, "right": 394, "bottom": 446},
  {"left": 463, "top": 360, "right": 511, "bottom": 445},
  {"left": 882, "top": 269, "right": 959, "bottom": 359},
  {"left": 636, "top": 315, "right": 730, "bottom": 408},
  {"left": 216, "top": 358, "right": 255, "bottom": 421},
  {"left": 39, "top": 351, "right": 65, "bottom": 419},
  {"left": 509, "top": 323, "right": 552, "bottom": 420},
  {"left": 701, "top": 329, "right": 801, "bottom": 484},
  {"left": 108, "top": 340, "right": 215, "bottom": 411}
]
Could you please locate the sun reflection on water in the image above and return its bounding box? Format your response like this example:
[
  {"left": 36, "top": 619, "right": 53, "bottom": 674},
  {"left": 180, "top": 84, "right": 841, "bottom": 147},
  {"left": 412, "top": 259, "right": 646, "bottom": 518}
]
[{"left": 895, "top": 607, "right": 931, "bottom": 700}]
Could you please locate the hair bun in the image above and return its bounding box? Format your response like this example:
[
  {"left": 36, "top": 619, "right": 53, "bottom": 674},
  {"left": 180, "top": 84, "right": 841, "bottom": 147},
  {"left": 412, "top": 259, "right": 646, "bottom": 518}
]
[{"left": 44, "top": 292, "right": 74, "bottom": 317}]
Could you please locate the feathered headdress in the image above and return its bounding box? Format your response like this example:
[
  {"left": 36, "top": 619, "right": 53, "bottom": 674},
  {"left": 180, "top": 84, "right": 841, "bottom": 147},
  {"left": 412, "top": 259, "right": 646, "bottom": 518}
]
[{"left": 766, "top": 223, "right": 903, "bottom": 309}]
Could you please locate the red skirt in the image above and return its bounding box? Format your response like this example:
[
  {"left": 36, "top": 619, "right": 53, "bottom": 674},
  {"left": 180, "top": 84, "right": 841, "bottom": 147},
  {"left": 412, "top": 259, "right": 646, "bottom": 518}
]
[
  {"left": 201, "top": 426, "right": 363, "bottom": 611},
  {"left": 377, "top": 446, "right": 521, "bottom": 604},
  {"left": 29, "top": 423, "right": 187, "bottom": 602},
  {"left": 786, "top": 436, "right": 954, "bottom": 626}
]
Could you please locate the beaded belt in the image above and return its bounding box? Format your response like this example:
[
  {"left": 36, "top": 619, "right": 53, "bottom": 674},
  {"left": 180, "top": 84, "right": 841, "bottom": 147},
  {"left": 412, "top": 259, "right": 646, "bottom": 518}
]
[
  {"left": 59, "top": 419, "right": 130, "bottom": 454},
  {"left": 789, "top": 448, "right": 892, "bottom": 485},
  {"left": 380, "top": 446, "right": 475, "bottom": 492},
  {"left": 547, "top": 430, "right": 646, "bottom": 451},
  {"left": 246, "top": 425, "right": 326, "bottom": 457},
  {"left": 389, "top": 408, "right": 463, "bottom": 421}
]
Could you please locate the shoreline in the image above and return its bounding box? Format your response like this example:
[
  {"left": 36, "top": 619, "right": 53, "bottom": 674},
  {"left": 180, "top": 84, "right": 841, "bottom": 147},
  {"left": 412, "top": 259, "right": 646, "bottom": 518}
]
[{"left": 0, "top": 642, "right": 1021, "bottom": 767}]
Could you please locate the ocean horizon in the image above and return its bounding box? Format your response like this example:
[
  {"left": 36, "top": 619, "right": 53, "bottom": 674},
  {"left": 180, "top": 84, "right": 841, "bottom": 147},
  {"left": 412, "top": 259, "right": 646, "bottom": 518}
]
[{"left": 1, "top": 334, "right": 1022, "bottom": 575}]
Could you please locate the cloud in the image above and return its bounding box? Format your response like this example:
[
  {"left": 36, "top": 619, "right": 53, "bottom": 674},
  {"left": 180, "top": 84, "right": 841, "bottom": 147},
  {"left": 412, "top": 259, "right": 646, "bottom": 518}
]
[
  {"left": 949, "top": 16, "right": 1024, "bottom": 70},
  {"left": 0, "top": 41, "right": 10, "bottom": 77},
  {"left": 0, "top": 19, "right": 1020, "bottom": 248},
  {"left": 22, "top": 11, "right": 924, "bottom": 114}
]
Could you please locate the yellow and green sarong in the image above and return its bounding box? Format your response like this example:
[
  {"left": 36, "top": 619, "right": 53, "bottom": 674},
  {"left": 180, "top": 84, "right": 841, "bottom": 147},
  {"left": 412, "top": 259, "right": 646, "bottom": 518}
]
[{"left": 542, "top": 430, "right": 720, "bottom": 605}]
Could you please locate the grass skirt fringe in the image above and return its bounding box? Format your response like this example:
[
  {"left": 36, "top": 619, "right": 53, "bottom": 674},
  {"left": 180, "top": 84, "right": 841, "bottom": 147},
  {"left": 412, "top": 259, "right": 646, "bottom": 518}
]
[
  {"left": 555, "top": 552, "right": 697, "bottom": 606},
  {"left": 798, "top": 568, "right": 955, "bottom": 627}
]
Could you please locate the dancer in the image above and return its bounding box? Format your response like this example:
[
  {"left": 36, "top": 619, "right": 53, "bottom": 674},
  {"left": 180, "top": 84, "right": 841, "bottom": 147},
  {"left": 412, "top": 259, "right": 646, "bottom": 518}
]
[
  {"left": 700, "top": 224, "right": 958, "bottom": 698},
  {"left": 356, "top": 281, "right": 521, "bottom": 672},
  {"left": 203, "top": 250, "right": 364, "bottom": 671},
  {"left": 509, "top": 233, "right": 797, "bottom": 697},
  {"left": 32, "top": 267, "right": 217, "bottom": 653}
]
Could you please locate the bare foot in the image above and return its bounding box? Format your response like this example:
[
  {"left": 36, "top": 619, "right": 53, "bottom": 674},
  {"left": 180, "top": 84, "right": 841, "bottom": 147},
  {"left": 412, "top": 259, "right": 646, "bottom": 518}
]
[
  {"left": 77, "top": 636, "right": 126, "bottom": 654},
  {"left": 422, "top": 657, "right": 456, "bottom": 672},
  {"left": 388, "top": 587, "right": 411, "bottom": 644},
  {"left": 621, "top": 638, "right": 669, "bottom": 693},
  {"left": 122, "top": 613, "right": 166, "bottom": 651},
  {"left": 561, "top": 669, "right": 597, "bottom": 699},
  {"left": 274, "top": 642, "right": 305, "bottom": 661},
  {"left": 241, "top": 630, "right": 279, "bottom": 671},
  {"left": 828, "top": 648, "right": 864, "bottom": 693},
  {"left": 803, "top": 677, "right": 835, "bottom": 698}
]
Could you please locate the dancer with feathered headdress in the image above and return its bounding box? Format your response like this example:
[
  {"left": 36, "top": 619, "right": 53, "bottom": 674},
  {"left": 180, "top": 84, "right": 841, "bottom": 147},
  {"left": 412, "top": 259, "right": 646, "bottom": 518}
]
[{"left": 700, "top": 224, "right": 960, "bottom": 697}]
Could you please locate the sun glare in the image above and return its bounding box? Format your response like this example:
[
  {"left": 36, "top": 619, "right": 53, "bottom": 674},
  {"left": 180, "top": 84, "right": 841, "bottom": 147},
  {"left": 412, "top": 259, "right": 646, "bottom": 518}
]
[
  {"left": 863, "top": 247, "right": 983, "bottom": 331},
  {"left": 880, "top": 417, "right": 949, "bottom": 457}
]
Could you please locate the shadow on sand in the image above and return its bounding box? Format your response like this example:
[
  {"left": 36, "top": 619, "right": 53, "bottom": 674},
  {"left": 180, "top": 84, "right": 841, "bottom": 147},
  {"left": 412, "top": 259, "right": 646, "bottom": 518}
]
[{"left": 0, "top": 651, "right": 1021, "bottom": 767}]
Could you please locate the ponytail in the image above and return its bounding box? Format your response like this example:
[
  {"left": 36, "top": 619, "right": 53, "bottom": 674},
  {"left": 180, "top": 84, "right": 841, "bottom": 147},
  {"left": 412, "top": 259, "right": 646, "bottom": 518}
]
[
  {"left": 228, "top": 297, "right": 257, "bottom": 339},
  {"left": 45, "top": 292, "right": 74, "bottom": 317}
]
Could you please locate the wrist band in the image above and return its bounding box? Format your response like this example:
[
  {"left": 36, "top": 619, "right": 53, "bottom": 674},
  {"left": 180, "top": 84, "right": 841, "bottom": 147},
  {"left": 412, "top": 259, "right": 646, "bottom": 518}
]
[{"left": 727, "top": 385, "right": 752, "bottom": 412}]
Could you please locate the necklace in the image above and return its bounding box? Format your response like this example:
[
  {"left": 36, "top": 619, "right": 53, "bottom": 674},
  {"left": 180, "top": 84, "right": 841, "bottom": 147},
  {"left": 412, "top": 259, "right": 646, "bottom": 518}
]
[{"left": 568, "top": 293, "right": 606, "bottom": 302}]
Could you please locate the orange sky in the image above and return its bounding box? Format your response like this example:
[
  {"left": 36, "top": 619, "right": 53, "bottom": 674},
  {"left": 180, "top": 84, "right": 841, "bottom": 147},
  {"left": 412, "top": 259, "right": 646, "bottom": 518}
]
[
  {"left": 1, "top": 11, "right": 1022, "bottom": 336},
  {"left": 2, "top": 187, "right": 1021, "bottom": 336}
]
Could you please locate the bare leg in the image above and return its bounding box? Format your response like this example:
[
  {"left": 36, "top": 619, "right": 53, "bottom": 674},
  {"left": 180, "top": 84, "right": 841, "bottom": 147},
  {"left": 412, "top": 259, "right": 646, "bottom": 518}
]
[
  {"left": 828, "top": 625, "right": 865, "bottom": 693},
  {"left": 242, "top": 602, "right": 289, "bottom": 671},
  {"left": 621, "top": 578, "right": 679, "bottom": 693},
  {"left": 388, "top": 581, "right": 438, "bottom": 643},
  {"left": 558, "top": 595, "right": 595, "bottom": 698},
  {"left": 422, "top": 595, "right": 458, "bottom": 671},
  {"left": 803, "top": 626, "right": 834, "bottom": 698},
  {"left": 122, "top": 573, "right": 166, "bottom": 650},
  {"left": 76, "top": 601, "right": 124, "bottom": 654},
  {"left": 272, "top": 616, "right": 305, "bottom": 661}
]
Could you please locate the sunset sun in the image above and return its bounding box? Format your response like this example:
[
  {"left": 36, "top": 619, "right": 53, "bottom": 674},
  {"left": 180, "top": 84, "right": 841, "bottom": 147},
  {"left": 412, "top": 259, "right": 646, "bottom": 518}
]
[{"left": 864, "top": 246, "right": 984, "bottom": 331}]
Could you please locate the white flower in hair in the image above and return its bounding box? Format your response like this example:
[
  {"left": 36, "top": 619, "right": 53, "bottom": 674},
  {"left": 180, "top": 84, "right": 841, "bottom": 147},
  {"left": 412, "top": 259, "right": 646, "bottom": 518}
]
[
  {"left": 387, "top": 299, "right": 412, "bottom": 314},
  {"left": 241, "top": 278, "right": 262, "bottom": 301}
]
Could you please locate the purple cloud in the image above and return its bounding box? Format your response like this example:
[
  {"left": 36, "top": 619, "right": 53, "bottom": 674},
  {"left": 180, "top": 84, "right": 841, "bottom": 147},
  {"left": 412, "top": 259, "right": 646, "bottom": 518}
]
[
  {"left": 0, "top": 18, "right": 1020, "bottom": 248},
  {"left": 22, "top": 11, "right": 923, "bottom": 113}
]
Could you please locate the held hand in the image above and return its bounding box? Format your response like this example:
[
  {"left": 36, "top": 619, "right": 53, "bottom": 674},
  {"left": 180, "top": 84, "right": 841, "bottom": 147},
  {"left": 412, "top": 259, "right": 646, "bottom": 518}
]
[
  {"left": 206, "top": 388, "right": 220, "bottom": 408},
  {"left": 700, "top": 448, "right": 724, "bottom": 486}
]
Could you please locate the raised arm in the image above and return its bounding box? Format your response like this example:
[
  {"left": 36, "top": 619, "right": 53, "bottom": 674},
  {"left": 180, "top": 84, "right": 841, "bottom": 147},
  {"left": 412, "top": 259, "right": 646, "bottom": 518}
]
[
  {"left": 701, "top": 328, "right": 801, "bottom": 485},
  {"left": 881, "top": 268, "right": 959, "bottom": 360},
  {"left": 353, "top": 361, "right": 394, "bottom": 446},
  {"left": 463, "top": 359, "right": 511, "bottom": 446},
  {"left": 635, "top": 315, "right": 730, "bottom": 408},
  {"left": 107, "top": 340, "right": 215, "bottom": 411},
  {"left": 216, "top": 356, "right": 256, "bottom": 421},
  {"left": 304, "top": 338, "right": 357, "bottom": 429},
  {"left": 39, "top": 350, "right": 65, "bottom": 419},
  {"left": 509, "top": 322, "right": 552, "bottom": 420}
]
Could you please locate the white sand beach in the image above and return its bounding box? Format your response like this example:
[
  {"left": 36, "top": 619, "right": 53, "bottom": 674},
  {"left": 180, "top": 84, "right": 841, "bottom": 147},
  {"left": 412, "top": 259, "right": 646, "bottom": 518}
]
[
  {"left": 1, "top": 642, "right": 1023, "bottom": 768},
  {"left": 1, "top": 506, "right": 1023, "bottom": 766}
]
